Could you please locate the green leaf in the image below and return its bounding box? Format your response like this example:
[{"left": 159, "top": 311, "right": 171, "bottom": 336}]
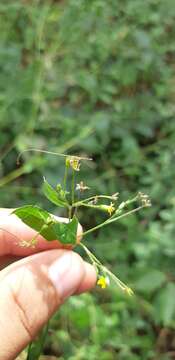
[
  {"left": 13, "top": 205, "right": 52, "bottom": 232},
  {"left": 48, "top": 215, "right": 78, "bottom": 244},
  {"left": 13, "top": 206, "right": 78, "bottom": 245},
  {"left": 42, "top": 178, "right": 68, "bottom": 208},
  {"left": 65, "top": 215, "right": 79, "bottom": 244}
]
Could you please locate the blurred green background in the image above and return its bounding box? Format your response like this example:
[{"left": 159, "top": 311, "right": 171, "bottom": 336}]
[{"left": 1, "top": 1, "right": 175, "bottom": 359}]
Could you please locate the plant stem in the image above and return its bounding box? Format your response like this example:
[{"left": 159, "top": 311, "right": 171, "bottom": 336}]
[
  {"left": 105, "top": 205, "right": 144, "bottom": 226},
  {"left": 26, "top": 321, "right": 49, "bottom": 360},
  {"left": 80, "top": 243, "right": 100, "bottom": 266},
  {"left": 71, "top": 169, "right": 75, "bottom": 205},
  {"left": 109, "top": 195, "right": 139, "bottom": 220},
  {"left": 17, "top": 148, "right": 92, "bottom": 165},
  {"left": 100, "top": 265, "right": 130, "bottom": 292},
  {"left": 0, "top": 164, "right": 30, "bottom": 187},
  {"left": 82, "top": 205, "right": 145, "bottom": 237},
  {"left": 74, "top": 202, "right": 105, "bottom": 210},
  {"left": 72, "top": 194, "right": 118, "bottom": 207},
  {"left": 63, "top": 160, "right": 68, "bottom": 191},
  {"left": 68, "top": 206, "right": 72, "bottom": 221},
  {"left": 80, "top": 243, "right": 132, "bottom": 292}
]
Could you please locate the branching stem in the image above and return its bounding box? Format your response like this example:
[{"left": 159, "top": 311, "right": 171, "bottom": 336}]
[
  {"left": 72, "top": 194, "right": 118, "bottom": 207},
  {"left": 82, "top": 205, "right": 145, "bottom": 237}
]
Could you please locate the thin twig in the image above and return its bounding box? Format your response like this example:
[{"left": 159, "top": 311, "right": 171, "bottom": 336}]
[
  {"left": 82, "top": 205, "right": 145, "bottom": 237},
  {"left": 17, "top": 148, "right": 92, "bottom": 165}
]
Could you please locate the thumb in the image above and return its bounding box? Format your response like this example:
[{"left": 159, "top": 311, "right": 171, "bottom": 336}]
[{"left": 0, "top": 249, "right": 96, "bottom": 360}]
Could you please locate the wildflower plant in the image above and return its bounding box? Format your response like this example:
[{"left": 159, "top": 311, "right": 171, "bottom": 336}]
[{"left": 11, "top": 149, "right": 151, "bottom": 359}]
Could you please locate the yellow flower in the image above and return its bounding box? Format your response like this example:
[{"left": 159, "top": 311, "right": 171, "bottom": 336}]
[
  {"left": 100, "top": 202, "right": 115, "bottom": 216},
  {"left": 97, "top": 276, "right": 109, "bottom": 289},
  {"left": 66, "top": 157, "right": 81, "bottom": 171},
  {"left": 107, "top": 202, "right": 115, "bottom": 216}
]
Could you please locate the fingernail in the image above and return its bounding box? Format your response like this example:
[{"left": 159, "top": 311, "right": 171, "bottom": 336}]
[{"left": 48, "top": 252, "right": 80, "bottom": 300}]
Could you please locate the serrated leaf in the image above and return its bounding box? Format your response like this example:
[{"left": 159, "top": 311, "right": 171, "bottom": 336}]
[
  {"left": 13, "top": 206, "right": 78, "bottom": 245},
  {"left": 42, "top": 178, "right": 68, "bottom": 208}
]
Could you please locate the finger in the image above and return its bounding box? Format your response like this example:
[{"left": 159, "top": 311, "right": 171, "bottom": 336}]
[
  {"left": 0, "top": 208, "right": 82, "bottom": 257},
  {"left": 75, "top": 262, "right": 97, "bottom": 294},
  {"left": 0, "top": 255, "right": 21, "bottom": 270},
  {"left": 0, "top": 249, "right": 96, "bottom": 360}
]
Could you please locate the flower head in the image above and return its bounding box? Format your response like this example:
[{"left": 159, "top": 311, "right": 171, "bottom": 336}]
[
  {"left": 107, "top": 202, "right": 115, "bottom": 216},
  {"left": 66, "top": 157, "right": 81, "bottom": 171},
  {"left": 97, "top": 276, "right": 110, "bottom": 289},
  {"left": 138, "top": 192, "right": 151, "bottom": 207}
]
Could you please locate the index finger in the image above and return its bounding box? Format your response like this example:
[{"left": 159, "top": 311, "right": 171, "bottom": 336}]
[{"left": 0, "top": 208, "right": 82, "bottom": 257}]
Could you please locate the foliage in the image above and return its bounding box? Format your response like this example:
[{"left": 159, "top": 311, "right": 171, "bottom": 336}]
[
  {"left": 1, "top": 0, "right": 175, "bottom": 359},
  {"left": 13, "top": 204, "right": 78, "bottom": 244}
]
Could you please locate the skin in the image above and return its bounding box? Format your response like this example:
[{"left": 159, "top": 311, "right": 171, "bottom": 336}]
[{"left": 0, "top": 209, "right": 96, "bottom": 360}]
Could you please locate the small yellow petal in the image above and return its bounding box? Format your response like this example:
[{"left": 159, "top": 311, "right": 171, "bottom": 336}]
[
  {"left": 107, "top": 202, "right": 115, "bottom": 216},
  {"left": 99, "top": 203, "right": 115, "bottom": 216},
  {"left": 66, "top": 157, "right": 81, "bottom": 171},
  {"left": 97, "top": 276, "right": 108, "bottom": 289}
]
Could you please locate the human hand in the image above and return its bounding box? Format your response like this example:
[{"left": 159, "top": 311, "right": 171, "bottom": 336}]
[{"left": 0, "top": 209, "right": 96, "bottom": 360}]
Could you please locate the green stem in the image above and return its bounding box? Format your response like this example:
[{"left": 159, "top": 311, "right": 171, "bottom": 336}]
[
  {"left": 72, "top": 194, "right": 118, "bottom": 207},
  {"left": 63, "top": 160, "right": 68, "bottom": 191},
  {"left": 0, "top": 164, "right": 30, "bottom": 187},
  {"left": 68, "top": 206, "right": 72, "bottom": 221},
  {"left": 109, "top": 195, "right": 139, "bottom": 220},
  {"left": 82, "top": 205, "right": 145, "bottom": 237},
  {"left": 100, "top": 265, "right": 130, "bottom": 291},
  {"left": 17, "top": 148, "right": 92, "bottom": 165},
  {"left": 30, "top": 222, "right": 49, "bottom": 246},
  {"left": 105, "top": 205, "right": 143, "bottom": 226},
  {"left": 74, "top": 203, "right": 105, "bottom": 211},
  {"left": 80, "top": 243, "right": 101, "bottom": 266},
  {"left": 79, "top": 243, "right": 99, "bottom": 275},
  {"left": 27, "top": 343, "right": 32, "bottom": 359},
  {"left": 80, "top": 243, "right": 132, "bottom": 292},
  {"left": 26, "top": 321, "right": 49, "bottom": 360},
  {"left": 71, "top": 170, "right": 75, "bottom": 205}
]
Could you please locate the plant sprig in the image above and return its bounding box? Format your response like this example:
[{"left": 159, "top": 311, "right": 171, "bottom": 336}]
[
  {"left": 13, "top": 151, "right": 151, "bottom": 289},
  {"left": 11, "top": 150, "right": 151, "bottom": 360}
]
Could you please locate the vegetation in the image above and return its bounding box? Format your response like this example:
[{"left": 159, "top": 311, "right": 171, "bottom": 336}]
[{"left": 0, "top": 1, "right": 175, "bottom": 359}]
